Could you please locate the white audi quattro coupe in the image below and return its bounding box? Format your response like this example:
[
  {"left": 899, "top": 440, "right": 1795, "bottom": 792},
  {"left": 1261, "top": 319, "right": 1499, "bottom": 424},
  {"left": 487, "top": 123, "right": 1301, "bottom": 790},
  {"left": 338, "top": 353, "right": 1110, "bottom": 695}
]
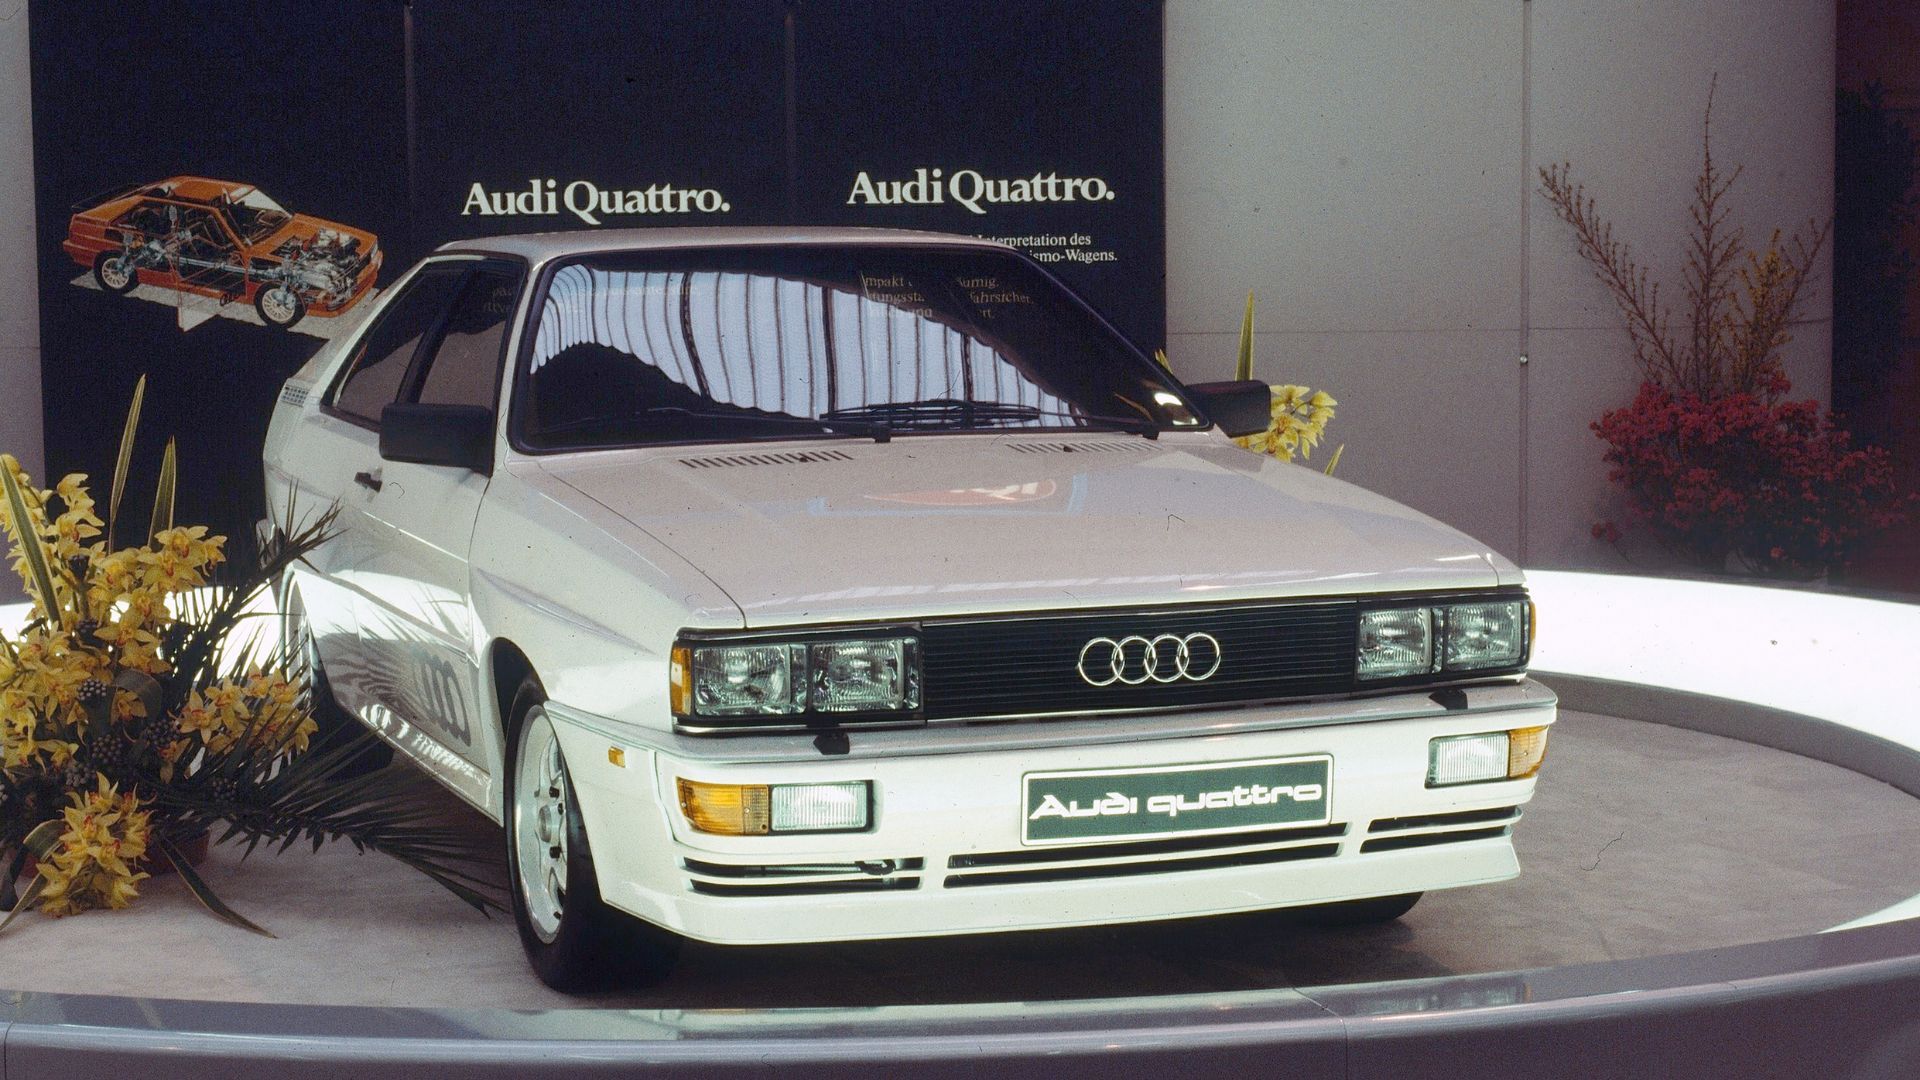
[{"left": 262, "top": 227, "right": 1556, "bottom": 990}]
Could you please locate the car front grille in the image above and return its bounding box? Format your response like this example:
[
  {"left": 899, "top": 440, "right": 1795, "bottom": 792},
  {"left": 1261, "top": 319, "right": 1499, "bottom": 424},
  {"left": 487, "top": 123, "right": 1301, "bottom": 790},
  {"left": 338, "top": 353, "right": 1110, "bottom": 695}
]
[
  {"left": 919, "top": 599, "right": 1359, "bottom": 720},
  {"left": 1359, "top": 806, "right": 1520, "bottom": 853},
  {"left": 683, "top": 857, "right": 923, "bottom": 897},
  {"left": 682, "top": 810, "right": 1527, "bottom": 900},
  {"left": 942, "top": 823, "right": 1347, "bottom": 889}
]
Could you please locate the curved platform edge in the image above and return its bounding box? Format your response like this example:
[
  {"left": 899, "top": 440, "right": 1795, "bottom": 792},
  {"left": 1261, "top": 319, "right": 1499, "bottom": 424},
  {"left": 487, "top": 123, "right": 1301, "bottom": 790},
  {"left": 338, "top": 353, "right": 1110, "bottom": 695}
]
[
  {"left": 5, "top": 918, "right": 1920, "bottom": 1078},
  {"left": 1543, "top": 671, "right": 1920, "bottom": 801}
]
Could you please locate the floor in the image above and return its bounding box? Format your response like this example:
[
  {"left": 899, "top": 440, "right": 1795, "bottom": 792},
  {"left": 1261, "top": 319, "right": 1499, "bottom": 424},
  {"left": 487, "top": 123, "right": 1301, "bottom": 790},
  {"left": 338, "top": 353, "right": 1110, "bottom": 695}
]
[{"left": 5, "top": 710, "right": 1919, "bottom": 1010}]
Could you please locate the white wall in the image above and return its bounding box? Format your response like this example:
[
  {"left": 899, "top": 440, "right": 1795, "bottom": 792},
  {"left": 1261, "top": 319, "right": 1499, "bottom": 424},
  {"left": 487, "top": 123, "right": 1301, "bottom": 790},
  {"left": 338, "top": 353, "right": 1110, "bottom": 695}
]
[
  {"left": 0, "top": 0, "right": 40, "bottom": 604},
  {"left": 1165, "top": 0, "right": 1835, "bottom": 568}
]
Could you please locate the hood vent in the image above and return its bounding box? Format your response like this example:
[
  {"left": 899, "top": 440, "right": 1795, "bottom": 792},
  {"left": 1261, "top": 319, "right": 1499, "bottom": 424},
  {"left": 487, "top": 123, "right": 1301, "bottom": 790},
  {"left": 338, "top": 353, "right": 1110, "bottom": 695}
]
[
  {"left": 278, "top": 382, "right": 311, "bottom": 409},
  {"left": 1005, "top": 439, "right": 1147, "bottom": 456},
  {"left": 679, "top": 449, "right": 855, "bottom": 469}
]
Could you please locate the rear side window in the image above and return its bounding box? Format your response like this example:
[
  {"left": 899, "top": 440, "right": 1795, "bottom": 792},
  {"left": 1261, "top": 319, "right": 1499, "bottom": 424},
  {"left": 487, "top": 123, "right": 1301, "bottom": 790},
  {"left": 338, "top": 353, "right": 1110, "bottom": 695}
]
[
  {"left": 414, "top": 264, "right": 523, "bottom": 411},
  {"left": 330, "top": 264, "right": 468, "bottom": 425}
]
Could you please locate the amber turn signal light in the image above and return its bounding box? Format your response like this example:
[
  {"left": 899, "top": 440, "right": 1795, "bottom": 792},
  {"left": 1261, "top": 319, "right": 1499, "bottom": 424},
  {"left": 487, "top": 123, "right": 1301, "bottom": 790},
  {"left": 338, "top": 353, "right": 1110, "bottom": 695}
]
[
  {"left": 1507, "top": 725, "right": 1550, "bottom": 780},
  {"left": 678, "top": 779, "right": 771, "bottom": 836},
  {"left": 669, "top": 644, "right": 693, "bottom": 716}
]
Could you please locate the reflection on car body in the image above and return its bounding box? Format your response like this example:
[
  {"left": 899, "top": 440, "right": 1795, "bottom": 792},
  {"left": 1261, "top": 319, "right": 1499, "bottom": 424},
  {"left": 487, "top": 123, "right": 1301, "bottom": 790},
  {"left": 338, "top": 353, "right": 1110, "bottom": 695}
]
[{"left": 263, "top": 227, "right": 1556, "bottom": 991}]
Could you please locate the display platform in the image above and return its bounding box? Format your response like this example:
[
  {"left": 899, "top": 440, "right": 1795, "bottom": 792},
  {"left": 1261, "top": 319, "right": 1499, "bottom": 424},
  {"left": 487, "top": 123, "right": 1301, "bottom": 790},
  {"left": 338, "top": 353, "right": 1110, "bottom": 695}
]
[
  {"left": 3, "top": 710, "right": 1917, "bottom": 1010},
  {"left": 4, "top": 572, "right": 1920, "bottom": 1077}
]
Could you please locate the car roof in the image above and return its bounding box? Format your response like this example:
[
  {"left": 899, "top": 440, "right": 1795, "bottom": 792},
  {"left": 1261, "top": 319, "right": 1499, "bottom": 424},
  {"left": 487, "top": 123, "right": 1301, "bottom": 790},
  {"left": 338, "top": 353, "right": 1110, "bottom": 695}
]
[
  {"left": 148, "top": 177, "right": 247, "bottom": 202},
  {"left": 435, "top": 226, "right": 1013, "bottom": 263}
]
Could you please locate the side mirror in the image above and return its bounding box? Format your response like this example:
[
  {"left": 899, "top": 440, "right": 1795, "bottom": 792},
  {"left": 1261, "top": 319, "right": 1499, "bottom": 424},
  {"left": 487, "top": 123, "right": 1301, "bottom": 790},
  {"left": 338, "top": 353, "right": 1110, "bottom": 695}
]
[
  {"left": 1185, "top": 380, "right": 1271, "bottom": 438},
  {"left": 379, "top": 403, "right": 494, "bottom": 472}
]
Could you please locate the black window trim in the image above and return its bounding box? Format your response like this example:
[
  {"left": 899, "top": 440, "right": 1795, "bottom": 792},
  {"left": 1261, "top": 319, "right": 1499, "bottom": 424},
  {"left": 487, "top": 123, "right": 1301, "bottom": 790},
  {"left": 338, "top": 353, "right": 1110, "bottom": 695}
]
[
  {"left": 320, "top": 251, "right": 530, "bottom": 443},
  {"left": 503, "top": 242, "right": 1213, "bottom": 457}
]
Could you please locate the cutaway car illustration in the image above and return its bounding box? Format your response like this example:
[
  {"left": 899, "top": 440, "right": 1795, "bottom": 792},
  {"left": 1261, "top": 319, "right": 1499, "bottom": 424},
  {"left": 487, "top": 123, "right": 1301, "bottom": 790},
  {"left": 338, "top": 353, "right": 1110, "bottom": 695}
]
[
  {"left": 262, "top": 227, "right": 1556, "bottom": 991},
  {"left": 63, "top": 176, "right": 380, "bottom": 330}
]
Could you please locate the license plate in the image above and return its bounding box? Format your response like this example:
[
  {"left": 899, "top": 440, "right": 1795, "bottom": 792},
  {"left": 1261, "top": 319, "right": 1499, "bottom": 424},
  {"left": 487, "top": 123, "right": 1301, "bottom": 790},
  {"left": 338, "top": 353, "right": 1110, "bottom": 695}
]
[{"left": 1021, "top": 755, "right": 1332, "bottom": 845}]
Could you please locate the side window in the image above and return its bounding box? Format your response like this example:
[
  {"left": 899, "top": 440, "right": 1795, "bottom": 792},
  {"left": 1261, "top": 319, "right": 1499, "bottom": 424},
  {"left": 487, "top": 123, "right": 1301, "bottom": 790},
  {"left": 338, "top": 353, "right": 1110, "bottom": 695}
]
[
  {"left": 330, "top": 264, "right": 468, "bottom": 425},
  {"left": 413, "top": 264, "right": 523, "bottom": 411}
]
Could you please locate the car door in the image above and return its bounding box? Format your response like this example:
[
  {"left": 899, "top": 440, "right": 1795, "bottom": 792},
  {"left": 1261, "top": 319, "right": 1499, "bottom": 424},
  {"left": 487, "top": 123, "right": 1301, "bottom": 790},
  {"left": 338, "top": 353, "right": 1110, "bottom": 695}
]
[
  {"left": 308, "top": 258, "right": 475, "bottom": 749},
  {"left": 350, "top": 258, "right": 526, "bottom": 801}
]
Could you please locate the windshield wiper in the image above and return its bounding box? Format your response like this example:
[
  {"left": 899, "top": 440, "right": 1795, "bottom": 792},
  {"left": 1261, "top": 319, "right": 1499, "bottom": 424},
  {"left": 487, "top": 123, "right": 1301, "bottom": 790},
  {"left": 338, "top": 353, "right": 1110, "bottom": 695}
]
[
  {"left": 822, "top": 398, "right": 1161, "bottom": 438},
  {"left": 539, "top": 406, "right": 891, "bottom": 442}
]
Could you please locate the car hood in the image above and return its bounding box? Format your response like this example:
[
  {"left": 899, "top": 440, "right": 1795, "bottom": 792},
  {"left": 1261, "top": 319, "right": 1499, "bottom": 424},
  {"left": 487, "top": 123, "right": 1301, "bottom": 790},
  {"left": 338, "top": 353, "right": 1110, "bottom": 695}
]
[{"left": 536, "top": 433, "right": 1516, "bottom": 626}]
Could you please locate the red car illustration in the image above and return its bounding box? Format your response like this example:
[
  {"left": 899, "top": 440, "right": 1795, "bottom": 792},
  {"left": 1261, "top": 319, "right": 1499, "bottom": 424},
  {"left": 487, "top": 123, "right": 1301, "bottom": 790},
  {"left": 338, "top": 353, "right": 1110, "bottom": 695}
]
[{"left": 62, "top": 176, "right": 381, "bottom": 330}]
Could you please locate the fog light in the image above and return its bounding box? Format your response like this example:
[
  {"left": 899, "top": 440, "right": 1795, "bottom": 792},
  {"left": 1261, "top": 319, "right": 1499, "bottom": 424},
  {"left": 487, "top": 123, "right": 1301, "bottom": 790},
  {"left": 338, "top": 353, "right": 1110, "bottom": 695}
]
[
  {"left": 1508, "top": 725, "right": 1550, "bottom": 779},
  {"left": 678, "top": 779, "right": 770, "bottom": 835},
  {"left": 772, "top": 782, "right": 871, "bottom": 832},
  {"left": 677, "top": 779, "right": 872, "bottom": 835},
  {"left": 1428, "top": 732, "right": 1510, "bottom": 787}
]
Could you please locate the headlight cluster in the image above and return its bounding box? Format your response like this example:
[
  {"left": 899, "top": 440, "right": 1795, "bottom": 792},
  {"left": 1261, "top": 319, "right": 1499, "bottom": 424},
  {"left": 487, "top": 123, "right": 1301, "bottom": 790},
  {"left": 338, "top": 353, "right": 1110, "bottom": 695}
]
[
  {"left": 671, "top": 635, "right": 921, "bottom": 726},
  {"left": 1357, "top": 598, "right": 1530, "bottom": 681}
]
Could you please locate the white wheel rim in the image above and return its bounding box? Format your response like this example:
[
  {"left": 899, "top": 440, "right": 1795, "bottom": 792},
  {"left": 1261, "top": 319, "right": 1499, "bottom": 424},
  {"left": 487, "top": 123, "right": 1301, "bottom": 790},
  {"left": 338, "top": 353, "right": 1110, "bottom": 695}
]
[
  {"left": 101, "top": 257, "right": 131, "bottom": 289},
  {"left": 261, "top": 287, "right": 298, "bottom": 324},
  {"left": 514, "top": 709, "right": 570, "bottom": 944}
]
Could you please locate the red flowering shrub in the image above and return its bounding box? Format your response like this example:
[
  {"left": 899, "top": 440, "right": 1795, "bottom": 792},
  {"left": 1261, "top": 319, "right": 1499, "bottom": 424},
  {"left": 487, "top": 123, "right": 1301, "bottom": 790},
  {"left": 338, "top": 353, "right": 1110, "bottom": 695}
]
[{"left": 1592, "top": 372, "right": 1914, "bottom": 577}]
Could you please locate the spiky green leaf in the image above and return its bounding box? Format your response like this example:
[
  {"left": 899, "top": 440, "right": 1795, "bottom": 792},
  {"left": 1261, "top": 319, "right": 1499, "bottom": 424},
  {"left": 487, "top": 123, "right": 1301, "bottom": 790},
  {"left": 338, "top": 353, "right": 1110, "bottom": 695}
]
[
  {"left": 1235, "top": 291, "right": 1256, "bottom": 382},
  {"left": 1323, "top": 444, "right": 1346, "bottom": 476},
  {"left": 161, "top": 838, "right": 275, "bottom": 937},
  {"left": 21, "top": 818, "right": 63, "bottom": 860},
  {"left": 108, "top": 374, "right": 146, "bottom": 549},
  {"left": 0, "top": 873, "right": 50, "bottom": 935},
  {"left": 1, "top": 465, "right": 65, "bottom": 628},
  {"left": 148, "top": 437, "right": 177, "bottom": 544}
]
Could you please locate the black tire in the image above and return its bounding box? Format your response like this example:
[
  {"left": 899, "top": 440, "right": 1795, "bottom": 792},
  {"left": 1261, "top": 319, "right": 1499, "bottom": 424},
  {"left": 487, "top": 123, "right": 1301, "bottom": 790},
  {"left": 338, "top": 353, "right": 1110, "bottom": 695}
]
[
  {"left": 289, "top": 598, "right": 393, "bottom": 776},
  {"left": 92, "top": 250, "right": 138, "bottom": 294},
  {"left": 254, "top": 283, "right": 308, "bottom": 329},
  {"left": 1294, "top": 892, "right": 1423, "bottom": 927},
  {"left": 503, "top": 676, "right": 680, "bottom": 992}
]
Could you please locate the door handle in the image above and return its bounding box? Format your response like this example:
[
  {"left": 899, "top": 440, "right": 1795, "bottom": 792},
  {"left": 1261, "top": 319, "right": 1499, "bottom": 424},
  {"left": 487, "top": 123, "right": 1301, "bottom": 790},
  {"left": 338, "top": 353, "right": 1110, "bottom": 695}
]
[{"left": 353, "top": 470, "right": 384, "bottom": 493}]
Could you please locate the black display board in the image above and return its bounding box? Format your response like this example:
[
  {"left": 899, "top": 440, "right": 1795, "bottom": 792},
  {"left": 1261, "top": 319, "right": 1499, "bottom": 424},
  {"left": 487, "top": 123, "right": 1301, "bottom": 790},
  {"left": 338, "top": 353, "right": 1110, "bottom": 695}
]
[
  {"left": 28, "top": 0, "right": 410, "bottom": 546},
  {"left": 29, "top": 1, "right": 1165, "bottom": 550},
  {"left": 793, "top": 0, "right": 1165, "bottom": 349}
]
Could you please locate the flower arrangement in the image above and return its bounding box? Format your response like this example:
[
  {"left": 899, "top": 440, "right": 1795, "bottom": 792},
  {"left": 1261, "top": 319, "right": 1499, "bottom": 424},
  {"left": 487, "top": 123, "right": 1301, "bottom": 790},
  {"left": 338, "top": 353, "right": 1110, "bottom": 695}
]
[
  {"left": 1161, "top": 292, "right": 1342, "bottom": 471},
  {"left": 1540, "top": 77, "right": 1912, "bottom": 574},
  {"left": 1, "top": 378, "right": 498, "bottom": 933},
  {"left": 1591, "top": 373, "right": 1912, "bottom": 576}
]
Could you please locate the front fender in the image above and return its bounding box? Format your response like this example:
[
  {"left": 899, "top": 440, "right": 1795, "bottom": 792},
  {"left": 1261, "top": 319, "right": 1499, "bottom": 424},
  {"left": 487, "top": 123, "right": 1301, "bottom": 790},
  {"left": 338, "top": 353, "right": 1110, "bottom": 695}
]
[{"left": 466, "top": 462, "right": 743, "bottom": 814}]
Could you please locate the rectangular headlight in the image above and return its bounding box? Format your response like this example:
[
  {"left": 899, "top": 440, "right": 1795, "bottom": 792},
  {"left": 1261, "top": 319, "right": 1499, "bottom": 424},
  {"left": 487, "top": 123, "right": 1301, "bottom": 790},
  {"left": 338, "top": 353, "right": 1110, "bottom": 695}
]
[
  {"left": 1442, "top": 600, "right": 1527, "bottom": 671},
  {"left": 810, "top": 639, "right": 921, "bottom": 712},
  {"left": 1357, "top": 607, "right": 1435, "bottom": 680},
  {"left": 684, "top": 643, "right": 806, "bottom": 716},
  {"left": 673, "top": 634, "right": 922, "bottom": 723}
]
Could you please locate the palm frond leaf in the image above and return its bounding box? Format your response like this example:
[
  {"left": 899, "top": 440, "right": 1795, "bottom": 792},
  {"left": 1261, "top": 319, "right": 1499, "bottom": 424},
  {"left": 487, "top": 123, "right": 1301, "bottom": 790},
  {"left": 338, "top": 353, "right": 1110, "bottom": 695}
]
[{"left": 149, "top": 725, "right": 504, "bottom": 916}]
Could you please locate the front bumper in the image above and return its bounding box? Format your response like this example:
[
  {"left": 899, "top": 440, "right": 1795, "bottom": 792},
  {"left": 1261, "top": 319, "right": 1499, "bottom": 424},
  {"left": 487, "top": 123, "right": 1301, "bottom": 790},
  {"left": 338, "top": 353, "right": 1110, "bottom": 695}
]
[{"left": 548, "top": 679, "right": 1556, "bottom": 946}]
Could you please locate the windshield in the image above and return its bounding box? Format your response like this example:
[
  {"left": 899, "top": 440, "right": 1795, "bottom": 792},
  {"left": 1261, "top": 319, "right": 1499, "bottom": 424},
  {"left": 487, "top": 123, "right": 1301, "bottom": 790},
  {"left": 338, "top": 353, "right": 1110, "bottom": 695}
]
[
  {"left": 516, "top": 245, "right": 1201, "bottom": 449},
  {"left": 221, "top": 187, "right": 291, "bottom": 243}
]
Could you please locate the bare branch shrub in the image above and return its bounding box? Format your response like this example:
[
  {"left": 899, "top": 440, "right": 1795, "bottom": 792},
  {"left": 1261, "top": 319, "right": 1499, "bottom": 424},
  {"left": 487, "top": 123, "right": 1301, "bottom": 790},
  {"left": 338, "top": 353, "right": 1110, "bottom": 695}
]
[{"left": 1539, "top": 77, "right": 1831, "bottom": 399}]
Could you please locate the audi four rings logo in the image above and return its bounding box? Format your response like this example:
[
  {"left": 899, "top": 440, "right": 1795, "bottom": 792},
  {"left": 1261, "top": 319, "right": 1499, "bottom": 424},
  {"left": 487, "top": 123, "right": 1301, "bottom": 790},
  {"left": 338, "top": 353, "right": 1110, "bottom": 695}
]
[{"left": 1077, "top": 633, "right": 1224, "bottom": 686}]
